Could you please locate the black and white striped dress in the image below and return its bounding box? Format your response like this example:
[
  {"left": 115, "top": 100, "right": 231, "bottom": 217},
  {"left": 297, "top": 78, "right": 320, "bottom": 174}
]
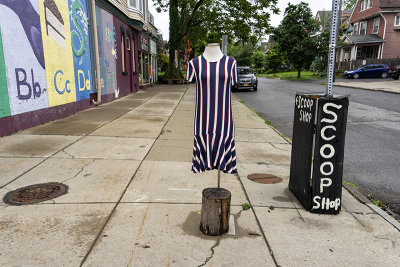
[{"left": 186, "top": 55, "right": 238, "bottom": 174}]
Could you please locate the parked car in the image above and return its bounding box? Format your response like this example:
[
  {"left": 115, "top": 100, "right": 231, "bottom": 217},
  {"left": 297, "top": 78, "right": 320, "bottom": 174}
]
[
  {"left": 233, "top": 66, "right": 258, "bottom": 91},
  {"left": 389, "top": 65, "right": 400, "bottom": 80},
  {"left": 344, "top": 64, "right": 390, "bottom": 79}
]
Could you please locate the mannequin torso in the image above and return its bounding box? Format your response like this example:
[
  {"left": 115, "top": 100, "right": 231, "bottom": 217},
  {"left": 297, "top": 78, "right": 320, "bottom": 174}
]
[{"left": 202, "top": 43, "right": 224, "bottom": 62}]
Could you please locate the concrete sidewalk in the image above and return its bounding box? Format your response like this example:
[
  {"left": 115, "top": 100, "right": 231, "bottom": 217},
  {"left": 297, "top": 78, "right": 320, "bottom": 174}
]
[
  {"left": 334, "top": 79, "right": 400, "bottom": 94},
  {"left": 0, "top": 84, "right": 399, "bottom": 266}
]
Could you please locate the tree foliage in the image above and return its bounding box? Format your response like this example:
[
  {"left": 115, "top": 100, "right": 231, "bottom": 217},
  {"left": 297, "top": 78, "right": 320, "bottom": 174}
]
[
  {"left": 343, "top": 0, "right": 357, "bottom": 10},
  {"left": 153, "top": 0, "right": 279, "bottom": 78},
  {"left": 273, "top": 2, "right": 317, "bottom": 78},
  {"left": 265, "top": 44, "right": 284, "bottom": 75},
  {"left": 252, "top": 50, "right": 265, "bottom": 71}
]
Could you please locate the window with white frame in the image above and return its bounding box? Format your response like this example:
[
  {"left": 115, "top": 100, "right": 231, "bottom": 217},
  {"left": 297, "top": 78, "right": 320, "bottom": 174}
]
[
  {"left": 395, "top": 16, "right": 400, "bottom": 26},
  {"left": 127, "top": 0, "right": 146, "bottom": 15},
  {"left": 359, "top": 21, "right": 367, "bottom": 35},
  {"left": 353, "top": 23, "right": 359, "bottom": 35},
  {"left": 373, "top": 17, "right": 380, "bottom": 33},
  {"left": 128, "top": 0, "right": 137, "bottom": 9},
  {"left": 361, "top": 0, "right": 372, "bottom": 11}
]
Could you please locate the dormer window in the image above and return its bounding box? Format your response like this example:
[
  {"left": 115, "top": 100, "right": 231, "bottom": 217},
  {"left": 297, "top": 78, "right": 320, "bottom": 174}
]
[{"left": 361, "top": 0, "right": 372, "bottom": 11}]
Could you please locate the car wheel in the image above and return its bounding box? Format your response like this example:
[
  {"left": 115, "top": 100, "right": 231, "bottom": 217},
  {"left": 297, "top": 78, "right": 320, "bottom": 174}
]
[
  {"left": 393, "top": 74, "right": 399, "bottom": 80},
  {"left": 253, "top": 86, "right": 257, "bottom": 91},
  {"left": 353, "top": 73, "right": 359, "bottom": 79},
  {"left": 381, "top": 72, "right": 388, "bottom": 78}
]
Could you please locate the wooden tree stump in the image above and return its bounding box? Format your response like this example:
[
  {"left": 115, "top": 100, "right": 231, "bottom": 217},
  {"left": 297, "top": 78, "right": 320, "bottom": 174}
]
[{"left": 200, "top": 188, "right": 231, "bottom": 236}]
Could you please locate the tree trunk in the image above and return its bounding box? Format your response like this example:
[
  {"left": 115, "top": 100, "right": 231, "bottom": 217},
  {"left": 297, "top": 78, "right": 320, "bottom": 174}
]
[
  {"left": 297, "top": 67, "right": 301, "bottom": 78},
  {"left": 200, "top": 188, "right": 231, "bottom": 236},
  {"left": 167, "top": 0, "right": 182, "bottom": 79}
]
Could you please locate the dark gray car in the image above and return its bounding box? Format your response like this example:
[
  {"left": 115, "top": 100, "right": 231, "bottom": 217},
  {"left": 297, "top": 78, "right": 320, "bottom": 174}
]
[{"left": 233, "top": 66, "right": 258, "bottom": 91}]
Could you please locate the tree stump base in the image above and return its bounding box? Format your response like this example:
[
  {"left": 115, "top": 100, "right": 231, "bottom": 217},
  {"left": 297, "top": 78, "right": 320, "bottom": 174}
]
[{"left": 200, "top": 188, "right": 231, "bottom": 236}]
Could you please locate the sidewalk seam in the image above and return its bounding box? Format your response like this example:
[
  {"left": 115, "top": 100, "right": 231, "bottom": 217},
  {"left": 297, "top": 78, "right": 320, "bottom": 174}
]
[
  {"left": 235, "top": 173, "right": 279, "bottom": 267},
  {"left": 0, "top": 92, "right": 160, "bottom": 191},
  {"left": 79, "top": 86, "right": 190, "bottom": 266}
]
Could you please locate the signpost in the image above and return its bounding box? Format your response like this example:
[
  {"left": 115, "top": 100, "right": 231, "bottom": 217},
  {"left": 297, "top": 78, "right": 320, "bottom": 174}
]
[{"left": 289, "top": 0, "right": 350, "bottom": 215}]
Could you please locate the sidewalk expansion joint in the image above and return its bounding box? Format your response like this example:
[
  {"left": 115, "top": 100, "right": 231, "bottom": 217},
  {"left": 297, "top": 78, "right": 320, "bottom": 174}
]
[
  {"left": 343, "top": 205, "right": 366, "bottom": 228},
  {"left": 236, "top": 170, "right": 280, "bottom": 267},
  {"left": 197, "top": 238, "right": 221, "bottom": 267},
  {"left": 79, "top": 87, "right": 190, "bottom": 266}
]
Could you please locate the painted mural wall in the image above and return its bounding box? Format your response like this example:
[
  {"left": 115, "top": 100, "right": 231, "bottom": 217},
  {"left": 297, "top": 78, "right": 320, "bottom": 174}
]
[
  {"left": 96, "top": 6, "right": 117, "bottom": 97},
  {"left": 0, "top": 0, "right": 93, "bottom": 120}
]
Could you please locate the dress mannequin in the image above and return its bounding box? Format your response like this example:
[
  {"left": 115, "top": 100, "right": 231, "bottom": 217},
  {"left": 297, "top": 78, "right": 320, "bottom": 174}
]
[{"left": 202, "top": 43, "right": 224, "bottom": 62}]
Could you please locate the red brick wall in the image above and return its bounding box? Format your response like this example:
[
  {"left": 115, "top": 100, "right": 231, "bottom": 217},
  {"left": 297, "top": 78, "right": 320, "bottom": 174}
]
[
  {"left": 350, "top": 0, "right": 382, "bottom": 23},
  {"left": 382, "top": 14, "right": 400, "bottom": 58}
]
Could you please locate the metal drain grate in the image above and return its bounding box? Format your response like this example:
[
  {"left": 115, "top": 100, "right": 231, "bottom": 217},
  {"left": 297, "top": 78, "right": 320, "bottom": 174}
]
[
  {"left": 3, "top": 182, "right": 68, "bottom": 206},
  {"left": 247, "top": 173, "right": 283, "bottom": 184}
]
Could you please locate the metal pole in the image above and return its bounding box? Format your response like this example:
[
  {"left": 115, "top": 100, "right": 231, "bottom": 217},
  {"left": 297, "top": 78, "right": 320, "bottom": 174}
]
[
  {"left": 222, "top": 35, "right": 228, "bottom": 55},
  {"left": 326, "top": 0, "right": 341, "bottom": 97},
  {"left": 218, "top": 166, "right": 220, "bottom": 188}
]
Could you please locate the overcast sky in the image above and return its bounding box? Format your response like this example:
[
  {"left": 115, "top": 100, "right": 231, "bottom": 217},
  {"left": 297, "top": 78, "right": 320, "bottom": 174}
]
[{"left": 149, "top": 0, "right": 335, "bottom": 41}]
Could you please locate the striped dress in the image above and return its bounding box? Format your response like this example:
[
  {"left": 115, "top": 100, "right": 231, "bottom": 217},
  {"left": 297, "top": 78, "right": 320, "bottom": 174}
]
[{"left": 186, "top": 54, "right": 238, "bottom": 174}]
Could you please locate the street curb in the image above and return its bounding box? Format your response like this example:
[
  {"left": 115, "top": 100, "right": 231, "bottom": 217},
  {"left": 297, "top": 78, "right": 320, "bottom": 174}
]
[
  {"left": 333, "top": 83, "right": 400, "bottom": 95},
  {"left": 366, "top": 203, "right": 400, "bottom": 231},
  {"left": 342, "top": 183, "right": 400, "bottom": 231}
]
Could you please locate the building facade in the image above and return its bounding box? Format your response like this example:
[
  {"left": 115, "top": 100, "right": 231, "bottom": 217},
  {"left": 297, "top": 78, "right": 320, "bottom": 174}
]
[
  {"left": 0, "top": 0, "right": 159, "bottom": 136},
  {"left": 338, "top": 0, "right": 400, "bottom": 63}
]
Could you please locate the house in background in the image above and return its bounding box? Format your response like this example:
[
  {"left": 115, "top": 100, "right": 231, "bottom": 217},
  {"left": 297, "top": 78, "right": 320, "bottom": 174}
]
[
  {"left": 337, "top": 0, "right": 400, "bottom": 66},
  {"left": 315, "top": 9, "right": 352, "bottom": 31}
]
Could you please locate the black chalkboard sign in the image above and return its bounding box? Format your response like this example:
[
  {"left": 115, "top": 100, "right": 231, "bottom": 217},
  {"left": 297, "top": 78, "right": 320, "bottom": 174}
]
[
  {"left": 289, "top": 93, "right": 349, "bottom": 215},
  {"left": 311, "top": 96, "right": 349, "bottom": 214},
  {"left": 289, "top": 93, "right": 317, "bottom": 209}
]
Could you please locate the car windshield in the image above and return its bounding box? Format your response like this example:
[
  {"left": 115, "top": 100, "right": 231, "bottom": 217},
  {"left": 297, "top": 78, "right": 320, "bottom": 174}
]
[
  {"left": 238, "top": 68, "right": 253, "bottom": 75},
  {"left": 356, "top": 66, "right": 366, "bottom": 70}
]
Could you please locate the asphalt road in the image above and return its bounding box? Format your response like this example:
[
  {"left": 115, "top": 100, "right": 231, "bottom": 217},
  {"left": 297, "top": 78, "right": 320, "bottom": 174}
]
[{"left": 234, "top": 77, "right": 400, "bottom": 217}]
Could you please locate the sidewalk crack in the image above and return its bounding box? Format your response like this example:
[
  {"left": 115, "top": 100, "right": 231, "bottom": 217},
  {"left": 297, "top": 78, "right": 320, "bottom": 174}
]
[
  {"left": 269, "top": 142, "right": 288, "bottom": 151},
  {"left": 61, "top": 149, "right": 75, "bottom": 159},
  {"left": 61, "top": 160, "right": 95, "bottom": 184},
  {"left": 198, "top": 238, "right": 221, "bottom": 267}
]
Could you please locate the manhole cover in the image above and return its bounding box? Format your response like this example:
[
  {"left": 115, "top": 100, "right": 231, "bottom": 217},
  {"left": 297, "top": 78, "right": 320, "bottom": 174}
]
[
  {"left": 3, "top": 182, "right": 68, "bottom": 206},
  {"left": 247, "top": 174, "right": 283, "bottom": 184}
]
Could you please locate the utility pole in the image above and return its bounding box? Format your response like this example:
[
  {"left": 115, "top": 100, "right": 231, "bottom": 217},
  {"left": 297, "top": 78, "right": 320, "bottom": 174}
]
[{"left": 326, "top": 0, "right": 341, "bottom": 96}]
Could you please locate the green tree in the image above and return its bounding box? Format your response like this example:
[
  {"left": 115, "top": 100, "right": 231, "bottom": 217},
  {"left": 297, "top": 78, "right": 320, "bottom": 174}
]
[
  {"left": 343, "top": 0, "right": 357, "bottom": 10},
  {"left": 252, "top": 50, "right": 265, "bottom": 71},
  {"left": 265, "top": 44, "right": 284, "bottom": 75},
  {"left": 273, "top": 2, "right": 317, "bottom": 78},
  {"left": 153, "top": 0, "right": 279, "bottom": 78}
]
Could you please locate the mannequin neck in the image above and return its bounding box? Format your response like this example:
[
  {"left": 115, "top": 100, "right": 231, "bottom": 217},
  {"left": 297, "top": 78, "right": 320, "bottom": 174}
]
[{"left": 203, "top": 43, "right": 224, "bottom": 62}]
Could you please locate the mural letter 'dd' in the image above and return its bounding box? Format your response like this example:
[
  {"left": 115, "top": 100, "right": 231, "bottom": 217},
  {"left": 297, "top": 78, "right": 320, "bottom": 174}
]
[
  {"left": 40, "top": 0, "right": 76, "bottom": 107},
  {"left": 69, "top": 0, "right": 92, "bottom": 100}
]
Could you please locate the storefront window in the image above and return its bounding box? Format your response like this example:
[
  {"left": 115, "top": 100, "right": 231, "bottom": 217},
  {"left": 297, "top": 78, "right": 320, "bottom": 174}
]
[
  {"left": 143, "top": 53, "right": 149, "bottom": 84},
  {"left": 121, "top": 33, "right": 125, "bottom": 72},
  {"left": 138, "top": 52, "right": 143, "bottom": 84}
]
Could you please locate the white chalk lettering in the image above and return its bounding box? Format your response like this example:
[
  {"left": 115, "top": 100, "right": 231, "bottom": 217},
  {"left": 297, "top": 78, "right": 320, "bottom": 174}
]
[
  {"left": 320, "top": 144, "right": 335, "bottom": 159},
  {"left": 299, "top": 110, "right": 312, "bottom": 123},
  {"left": 312, "top": 196, "right": 341, "bottom": 211},
  {"left": 320, "top": 178, "right": 332, "bottom": 193},
  {"left": 321, "top": 103, "right": 342, "bottom": 123},
  {"left": 321, "top": 125, "right": 336, "bottom": 141},
  {"left": 320, "top": 162, "right": 334, "bottom": 176}
]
